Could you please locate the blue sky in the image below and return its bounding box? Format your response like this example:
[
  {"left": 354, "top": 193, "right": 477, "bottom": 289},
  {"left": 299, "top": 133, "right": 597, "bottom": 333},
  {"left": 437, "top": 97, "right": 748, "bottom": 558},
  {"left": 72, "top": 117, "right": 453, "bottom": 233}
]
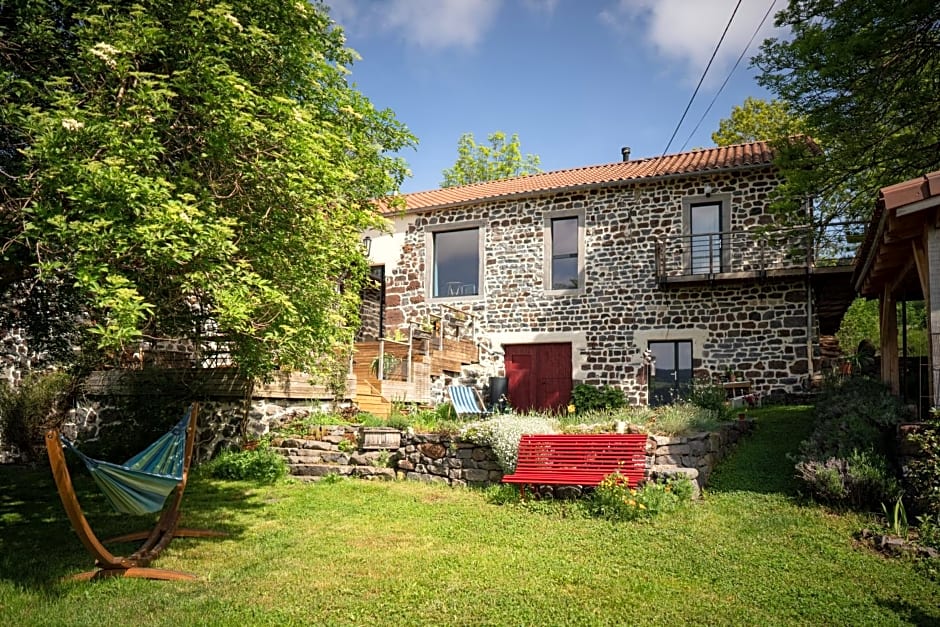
[{"left": 328, "top": 0, "right": 784, "bottom": 193}]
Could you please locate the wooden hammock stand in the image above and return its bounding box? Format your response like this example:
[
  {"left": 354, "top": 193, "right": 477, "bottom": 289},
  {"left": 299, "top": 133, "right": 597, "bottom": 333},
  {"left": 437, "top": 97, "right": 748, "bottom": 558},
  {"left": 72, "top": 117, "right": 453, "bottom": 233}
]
[{"left": 45, "top": 402, "right": 225, "bottom": 581}]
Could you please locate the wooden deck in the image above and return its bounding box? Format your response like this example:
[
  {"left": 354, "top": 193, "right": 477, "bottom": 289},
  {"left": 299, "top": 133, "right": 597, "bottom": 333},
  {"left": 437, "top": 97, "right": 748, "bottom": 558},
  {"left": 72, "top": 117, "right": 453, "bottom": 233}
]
[{"left": 82, "top": 334, "right": 480, "bottom": 419}]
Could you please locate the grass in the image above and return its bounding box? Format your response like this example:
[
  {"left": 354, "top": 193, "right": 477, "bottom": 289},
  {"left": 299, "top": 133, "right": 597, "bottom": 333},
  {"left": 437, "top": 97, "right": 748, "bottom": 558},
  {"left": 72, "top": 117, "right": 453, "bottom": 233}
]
[{"left": 1, "top": 406, "right": 938, "bottom": 626}]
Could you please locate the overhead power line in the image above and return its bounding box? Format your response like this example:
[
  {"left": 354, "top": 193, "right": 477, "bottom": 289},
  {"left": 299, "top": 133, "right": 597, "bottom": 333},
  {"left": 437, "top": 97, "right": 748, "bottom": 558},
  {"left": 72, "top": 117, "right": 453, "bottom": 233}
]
[
  {"left": 661, "top": 0, "right": 743, "bottom": 156},
  {"left": 679, "top": 0, "right": 778, "bottom": 151}
]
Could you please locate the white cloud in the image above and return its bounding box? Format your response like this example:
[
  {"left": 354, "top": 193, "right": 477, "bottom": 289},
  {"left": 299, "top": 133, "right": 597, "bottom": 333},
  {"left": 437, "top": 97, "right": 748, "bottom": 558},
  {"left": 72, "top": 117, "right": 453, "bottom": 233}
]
[
  {"left": 522, "top": 0, "right": 560, "bottom": 15},
  {"left": 599, "top": 0, "right": 784, "bottom": 83},
  {"left": 328, "top": 0, "right": 503, "bottom": 50}
]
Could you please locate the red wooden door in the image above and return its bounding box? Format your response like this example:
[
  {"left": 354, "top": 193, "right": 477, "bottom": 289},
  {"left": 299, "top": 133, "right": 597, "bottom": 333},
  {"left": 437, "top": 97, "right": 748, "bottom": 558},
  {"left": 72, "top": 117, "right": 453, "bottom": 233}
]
[{"left": 504, "top": 343, "right": 572, "bottom": 413}]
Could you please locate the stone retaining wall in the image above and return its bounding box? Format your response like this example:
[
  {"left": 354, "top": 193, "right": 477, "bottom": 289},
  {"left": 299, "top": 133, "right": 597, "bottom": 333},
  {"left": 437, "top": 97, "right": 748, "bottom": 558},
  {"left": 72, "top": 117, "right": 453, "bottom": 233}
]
[
  {"left": 272, "top": 428, "right": 503, "bottom": 487},
  {"left": 648, "top": 419, "right": 754, "bottom": 497},
  {"left": 5, "top": 386, "right": 753, "bottom": 496},
  {"left": 271, "top": 419, "right": 755, "bottom": 494}
]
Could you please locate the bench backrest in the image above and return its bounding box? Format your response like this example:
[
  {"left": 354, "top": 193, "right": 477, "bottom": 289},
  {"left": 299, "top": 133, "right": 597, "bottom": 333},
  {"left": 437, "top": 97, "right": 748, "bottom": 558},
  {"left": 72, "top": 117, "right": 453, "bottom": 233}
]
[{"left": 515, "top": 434, "right": 648, "bottom": 483}]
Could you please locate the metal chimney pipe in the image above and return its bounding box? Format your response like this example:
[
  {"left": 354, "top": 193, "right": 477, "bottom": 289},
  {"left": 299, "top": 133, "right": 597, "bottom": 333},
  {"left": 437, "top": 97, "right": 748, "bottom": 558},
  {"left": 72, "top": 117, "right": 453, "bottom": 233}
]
[{"left": 621, "top": 146, "right": 631, "bottom": 162}]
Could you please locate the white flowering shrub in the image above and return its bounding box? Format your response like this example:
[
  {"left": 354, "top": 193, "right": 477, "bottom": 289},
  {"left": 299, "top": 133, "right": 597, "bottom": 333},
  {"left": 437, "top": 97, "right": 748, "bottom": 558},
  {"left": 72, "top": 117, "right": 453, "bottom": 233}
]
[{"left": 461, "top": 415, "right": 557, "bottom": 473}]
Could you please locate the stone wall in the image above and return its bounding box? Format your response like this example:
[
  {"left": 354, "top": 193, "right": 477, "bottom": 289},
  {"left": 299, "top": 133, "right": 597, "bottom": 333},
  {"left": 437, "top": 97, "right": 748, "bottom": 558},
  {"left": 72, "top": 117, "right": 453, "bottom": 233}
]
[
  {"left": 271, "top": 420, "right": 755, "bottom": 495},
  {"left": 648, "top": 419, "right": 754, "bottom": 497},
  {"left": 378, "top": 168, "right": 815, "bottom": 404},
  {"left": 272, "top": 428, "right": 503, "bottom": 487},
  {"left": 56, "top": 397, "right": 341, "bottom": 464}
]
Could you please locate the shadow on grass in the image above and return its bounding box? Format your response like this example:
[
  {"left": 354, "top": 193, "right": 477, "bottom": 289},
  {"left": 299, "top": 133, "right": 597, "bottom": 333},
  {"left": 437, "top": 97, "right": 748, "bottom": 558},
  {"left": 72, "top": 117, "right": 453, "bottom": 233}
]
[
  {"left": 0, "top": 463, "right": 263, "bottom": 590},
  {"left": 878, "top": 597, "right": 940, "bottom": 626},
  {"left": 707, "top": 405, "right": 815, "bottom": 495}
]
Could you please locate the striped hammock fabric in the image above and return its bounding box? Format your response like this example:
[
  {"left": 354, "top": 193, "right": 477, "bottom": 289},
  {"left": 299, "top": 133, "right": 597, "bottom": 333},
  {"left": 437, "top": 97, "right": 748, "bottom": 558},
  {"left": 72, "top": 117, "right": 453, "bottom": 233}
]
[{"left": 61, "top": 407, "right": 192, "bottom": 516}]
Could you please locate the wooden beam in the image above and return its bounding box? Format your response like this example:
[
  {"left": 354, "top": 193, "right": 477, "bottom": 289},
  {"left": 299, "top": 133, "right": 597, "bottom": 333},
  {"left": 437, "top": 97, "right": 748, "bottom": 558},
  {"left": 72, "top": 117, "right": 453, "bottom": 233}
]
[
  {"left": 880, "top": 287, "right": 900, "bottom": 395},
  {"left": 912, "top": 238, "right": 930, "bottom": 300},
  {"left": 887, "top": 255, "right": 917, "bottom": 297}
]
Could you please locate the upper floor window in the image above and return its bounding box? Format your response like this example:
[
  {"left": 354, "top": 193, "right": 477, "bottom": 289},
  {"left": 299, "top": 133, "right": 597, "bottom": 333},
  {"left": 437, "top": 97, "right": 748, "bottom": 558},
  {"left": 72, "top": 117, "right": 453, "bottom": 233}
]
[
  {"left": 431, "top": 226, "right": 480, "bottom": 298},
  {"left": 682, "top": 193, "right": 731, "bottom": 275},
  {"left": 544, "top": 211, "right": 585, "bottom": 293},
  {"left": 690, "top": 201, "right": 722, "bottom": 274}
]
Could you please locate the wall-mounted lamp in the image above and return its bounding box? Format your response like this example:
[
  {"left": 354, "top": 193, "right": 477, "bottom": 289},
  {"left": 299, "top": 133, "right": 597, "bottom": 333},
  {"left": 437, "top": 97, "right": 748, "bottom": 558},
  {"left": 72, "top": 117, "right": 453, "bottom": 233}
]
[
  {"left": 704, "top": 185, "right": 713, "bottom": 198},
  {"left": 362, "top": 235, "right": 372, "bottom": 256}
]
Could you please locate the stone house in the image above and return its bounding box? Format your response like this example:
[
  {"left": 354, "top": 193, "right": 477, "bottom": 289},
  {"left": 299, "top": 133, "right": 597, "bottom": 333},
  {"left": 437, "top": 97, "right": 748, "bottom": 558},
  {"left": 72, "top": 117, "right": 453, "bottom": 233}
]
[{"left": 363, "top": 139, "right": 855, "bottom": 412}]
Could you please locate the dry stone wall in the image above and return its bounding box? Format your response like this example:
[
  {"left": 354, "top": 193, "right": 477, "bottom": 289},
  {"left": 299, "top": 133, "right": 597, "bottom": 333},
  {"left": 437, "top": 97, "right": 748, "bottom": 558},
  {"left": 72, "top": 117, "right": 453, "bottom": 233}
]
[
  {"left": 271, "top": 420, "right": 754, "bottom": 495},
  {"left": 272, "top": 428, "right": 503, "bottom": 487},
  {"left": 381, "top": 168, "right": 814, "bottom": 404}
]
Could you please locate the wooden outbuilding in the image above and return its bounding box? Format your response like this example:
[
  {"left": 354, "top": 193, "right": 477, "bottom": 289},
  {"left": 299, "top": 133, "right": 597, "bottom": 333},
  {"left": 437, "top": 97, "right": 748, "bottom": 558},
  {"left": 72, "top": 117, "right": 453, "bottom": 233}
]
[{"left": 854, "top": 171, "right": 940, "bottom": 413}]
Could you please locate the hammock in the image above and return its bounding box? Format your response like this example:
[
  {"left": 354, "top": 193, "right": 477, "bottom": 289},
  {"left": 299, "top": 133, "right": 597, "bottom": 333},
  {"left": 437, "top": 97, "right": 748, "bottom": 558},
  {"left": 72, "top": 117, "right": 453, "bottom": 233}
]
[
  {"left": 60, "top": 408, "right": 192, "bottom": 516},
  {"left": 46, "top": 403, "right": 225, "bottom": 581}
]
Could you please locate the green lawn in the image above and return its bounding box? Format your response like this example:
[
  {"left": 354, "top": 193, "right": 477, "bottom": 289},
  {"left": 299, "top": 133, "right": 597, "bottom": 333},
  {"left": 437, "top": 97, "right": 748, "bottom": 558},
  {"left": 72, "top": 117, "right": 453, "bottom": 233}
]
[{"left": 1, "top": 406, "right": 937, "bottom": 626}]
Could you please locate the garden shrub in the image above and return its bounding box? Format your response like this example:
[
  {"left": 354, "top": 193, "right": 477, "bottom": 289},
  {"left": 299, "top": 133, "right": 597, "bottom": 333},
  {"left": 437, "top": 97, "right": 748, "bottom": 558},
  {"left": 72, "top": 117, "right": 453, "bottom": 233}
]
[
  {"left": 588, "top": 472, "right": 693, "bottom": 521},
  {"left": 795, "top": 450, "right": 899, "bottom": 509},
  {"left": 687, "top": 378, "right": 731, "bottom": 419},
  {"left": 461, "top": 415, "right": 556, "bottom": 472},
  {"left": 904, "top": 409, "right": 940, "bottom": 517},
  {"left": 807, "top": 376, "right": 906, "bottom": 458},
  {"left": 203, "top": 442, "right": 288, "bottom": 483},
  {"left": 651, "top": 402, "right": 722, "bottom": 435},
  {"left": 570, "top": 384, "right": 626, "bottom": 414},
  {"left": 0, "top": 371, "right": 73, "bottom": 462},
  {"left": 794, "top": 377, "right": 908, "bottom": 510}
]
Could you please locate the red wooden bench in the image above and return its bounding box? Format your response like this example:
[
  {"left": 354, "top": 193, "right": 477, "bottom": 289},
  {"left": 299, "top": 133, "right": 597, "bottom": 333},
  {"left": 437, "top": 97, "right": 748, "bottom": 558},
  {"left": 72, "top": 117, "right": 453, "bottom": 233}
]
[{"left": 501, "top": 434, "right": 649, "bottom": 497}]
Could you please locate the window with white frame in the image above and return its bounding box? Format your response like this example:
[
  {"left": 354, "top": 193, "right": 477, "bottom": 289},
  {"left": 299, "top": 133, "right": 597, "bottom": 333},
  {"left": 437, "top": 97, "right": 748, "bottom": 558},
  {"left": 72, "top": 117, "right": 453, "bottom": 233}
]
[
  {"left": 430, "top": 226, "right": 481, "bottom": 298},
  {"left": 544, "top": 211, "right": 585, "bottom": 292}
]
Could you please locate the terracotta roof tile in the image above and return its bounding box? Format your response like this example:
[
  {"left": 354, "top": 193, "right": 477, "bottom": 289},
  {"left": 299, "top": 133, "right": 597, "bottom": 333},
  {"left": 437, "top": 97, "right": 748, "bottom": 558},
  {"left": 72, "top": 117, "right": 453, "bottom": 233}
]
[
  {"left": 853, "top": 169, "right": 940, "bottom": 294},
  {"left": 382, "top": 139, "right": 791, "bottom": 214},
  {"left": 880, "top": 170, "right": 940, "bottom": 210}
]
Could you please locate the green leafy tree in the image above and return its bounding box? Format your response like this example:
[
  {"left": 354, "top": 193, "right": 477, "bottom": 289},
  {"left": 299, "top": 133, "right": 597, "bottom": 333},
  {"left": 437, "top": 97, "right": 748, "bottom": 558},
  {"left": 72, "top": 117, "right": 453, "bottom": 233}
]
[
  {"left": 441, "top": 131, "right": 541, "bottom": 187},
  {"left": 754, "top": 0, "right": 940, "bottom": 223},
  {"left": 0, "top": 1, "right": 414, "bottom": 379},
  {"left": 837, "top": 299, "right": 929, "bottom": 358},
  {"left": 712, "top": 97, "right": 807, "bottom": 146}
]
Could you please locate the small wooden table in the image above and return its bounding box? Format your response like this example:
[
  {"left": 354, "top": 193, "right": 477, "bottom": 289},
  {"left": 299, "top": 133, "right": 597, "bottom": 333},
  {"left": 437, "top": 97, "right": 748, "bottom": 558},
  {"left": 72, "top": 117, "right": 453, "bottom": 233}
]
[{"left": 723, "top": 381, "right": 756, "bottom": 407}]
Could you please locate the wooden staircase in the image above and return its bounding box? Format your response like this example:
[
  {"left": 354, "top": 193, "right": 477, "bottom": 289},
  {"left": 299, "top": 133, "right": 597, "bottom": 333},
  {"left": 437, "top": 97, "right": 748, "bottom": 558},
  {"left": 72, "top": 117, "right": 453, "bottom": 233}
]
[
  {"left": 351, "top": 336, "right": 480, "bottom": 418},
  {"left": 354, "top": 377, "right": 392, "bottom": 418}
]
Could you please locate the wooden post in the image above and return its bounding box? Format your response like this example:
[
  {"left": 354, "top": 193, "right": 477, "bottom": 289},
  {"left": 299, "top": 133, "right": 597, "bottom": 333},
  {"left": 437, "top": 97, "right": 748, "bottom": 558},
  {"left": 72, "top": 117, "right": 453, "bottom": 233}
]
[
  {"left": 377, "top": 338, "right": 385, "bottom": 381},
  {"left": 406, "top": 325, "right": 413, "bottom": 383},
  {"left": 927, "top": 227, "right": 940, "bottom": 408},
  {"left": 880, "top": 287, "right": 900, "bottom": 395},
  {"left": 913, "top": 228, "right": 940, "bottom": 410}
]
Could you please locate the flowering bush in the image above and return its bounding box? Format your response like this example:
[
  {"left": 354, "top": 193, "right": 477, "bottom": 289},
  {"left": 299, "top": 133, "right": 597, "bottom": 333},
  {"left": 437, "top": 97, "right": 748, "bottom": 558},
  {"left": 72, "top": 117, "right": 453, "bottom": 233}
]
[
  {"left": 795, "top": 377, "right": 907, "bottom": 510},
  {"left": 589, "top": 472, "right": 693, "bottom": 521},
  {"left": 461, "top": 415, "right": 556, "bottom": 472}
]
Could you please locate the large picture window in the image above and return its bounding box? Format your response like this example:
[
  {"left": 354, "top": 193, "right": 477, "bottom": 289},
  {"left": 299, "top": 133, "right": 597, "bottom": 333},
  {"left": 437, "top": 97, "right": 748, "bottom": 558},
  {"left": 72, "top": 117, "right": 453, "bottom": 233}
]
[{"left": 432, "top": 227, "right": 480, "bottom": 298}]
